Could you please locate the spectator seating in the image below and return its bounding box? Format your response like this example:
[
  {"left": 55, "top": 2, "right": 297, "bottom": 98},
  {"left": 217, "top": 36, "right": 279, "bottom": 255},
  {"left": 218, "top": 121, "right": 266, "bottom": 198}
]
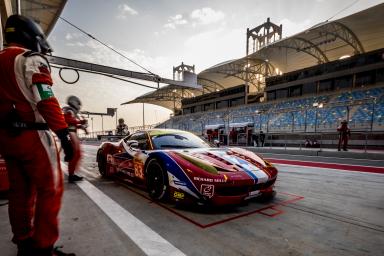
[{"left": 157, "top": 86, "right": 384, "bottom": 133}]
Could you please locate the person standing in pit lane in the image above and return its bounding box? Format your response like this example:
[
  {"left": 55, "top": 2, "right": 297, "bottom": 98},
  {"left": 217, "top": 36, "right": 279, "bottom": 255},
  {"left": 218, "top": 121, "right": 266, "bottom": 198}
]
[
  {"left": 0, "top": 15, "right": 76, "bottom": 256},
  {"left": 116, "top": 118, "right": 129, "bottom": 136},
  {"left": 62, "top": 95, "right": 88, "bottom": 182},
  {"left": 259, "top": 130, "right": 266, "bottom": 147},
  {"left": 337, "top": 120, "right": 351, "bottom": 151}
]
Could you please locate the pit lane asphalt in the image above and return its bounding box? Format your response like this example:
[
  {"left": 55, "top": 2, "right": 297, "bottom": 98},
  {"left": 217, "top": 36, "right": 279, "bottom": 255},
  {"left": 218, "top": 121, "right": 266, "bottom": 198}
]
[{"left": 1, "top": 144, "right": 383, "bottom": 256}]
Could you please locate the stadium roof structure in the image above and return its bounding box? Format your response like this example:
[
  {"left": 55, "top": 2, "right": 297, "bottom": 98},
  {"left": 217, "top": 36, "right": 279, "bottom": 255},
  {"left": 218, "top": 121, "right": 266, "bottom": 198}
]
[
  {"left": 124, "top": 3, "right": 384, "bottom": 111},
  {"left": 200, "top": 3, "right": 384, "bottom": 93},
  {"left": 0, "top": 0, "right": 67, "bottom": 35},
  {"left": 121, "top": 84, "right": 202, "bottom": 110}
]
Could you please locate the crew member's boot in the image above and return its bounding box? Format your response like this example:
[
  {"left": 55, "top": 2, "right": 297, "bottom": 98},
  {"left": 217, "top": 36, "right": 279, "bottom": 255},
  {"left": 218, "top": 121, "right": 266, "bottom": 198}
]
[
  {"left": 68, "top": 174, "right": 83, "bottom": 183},
  {"left": 33, "top": 246, "right": 76, "bottom": 256},
  {"left": 17, "top": 238, "right": 33, "bottom": 256}
]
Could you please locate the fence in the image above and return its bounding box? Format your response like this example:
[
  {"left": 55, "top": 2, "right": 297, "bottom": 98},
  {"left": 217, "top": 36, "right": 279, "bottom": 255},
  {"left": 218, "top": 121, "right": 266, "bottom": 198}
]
[{"left": 260, "top": 131, "right": 384, "bottom": 152}]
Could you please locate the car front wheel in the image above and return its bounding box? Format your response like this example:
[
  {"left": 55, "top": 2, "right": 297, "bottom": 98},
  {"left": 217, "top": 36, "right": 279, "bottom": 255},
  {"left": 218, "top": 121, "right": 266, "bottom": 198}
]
[
  {"left": 97, "top": 150, "right": 107, "bottom": 177},
  {"left": 146, "top": 158, "right": 168, "bottom": 200}
]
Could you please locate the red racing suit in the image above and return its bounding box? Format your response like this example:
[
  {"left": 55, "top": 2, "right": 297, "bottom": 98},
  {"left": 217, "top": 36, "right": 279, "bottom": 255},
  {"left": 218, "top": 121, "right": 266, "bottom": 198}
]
[
  {"left": 337, "top": 123, "right": 351, "bottom": 150},
  {"left": 0, "top": 46, "right": 67, "bottom": 249},
  {"left": 62, "top": 106, "right": 86, "bottom": 176}
]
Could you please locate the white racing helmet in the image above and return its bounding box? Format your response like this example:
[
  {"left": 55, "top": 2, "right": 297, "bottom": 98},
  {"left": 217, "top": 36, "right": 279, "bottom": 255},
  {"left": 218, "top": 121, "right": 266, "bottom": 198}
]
[{"left": 67, "top": 95, "right": 82, "bottom": 112}]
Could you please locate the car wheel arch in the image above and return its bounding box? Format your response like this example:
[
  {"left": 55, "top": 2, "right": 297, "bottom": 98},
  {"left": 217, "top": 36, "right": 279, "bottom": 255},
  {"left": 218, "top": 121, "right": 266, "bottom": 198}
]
[{"left": 145, "top": 156, "right": 170, "bottom": 200}]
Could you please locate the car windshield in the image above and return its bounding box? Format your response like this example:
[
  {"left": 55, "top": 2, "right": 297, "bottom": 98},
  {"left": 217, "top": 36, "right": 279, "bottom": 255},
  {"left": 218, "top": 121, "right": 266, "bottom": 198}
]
[{"left": 151, "top": 132, "right": 211, "bottom": 149}]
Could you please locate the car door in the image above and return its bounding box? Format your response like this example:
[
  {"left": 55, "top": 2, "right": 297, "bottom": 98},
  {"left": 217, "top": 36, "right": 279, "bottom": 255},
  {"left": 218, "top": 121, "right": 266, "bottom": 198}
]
[{"left": 116, "top": 132, "right": 150, "bottom": 182}]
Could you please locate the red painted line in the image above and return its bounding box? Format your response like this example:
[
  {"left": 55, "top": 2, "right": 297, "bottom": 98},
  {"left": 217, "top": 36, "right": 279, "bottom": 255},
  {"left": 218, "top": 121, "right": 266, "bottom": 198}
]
[
  {"left": 201, "top": 204, "right": 282, "bottom": 228},
  {"left": 266, "top": 158, "right": 384, "bottom": 174},
  {"left": 278, "top": 191, "right": 305, "bottom": 205},
  {"left": 116, "top": 180, "right": 304, "bottom": 228},
  {"left": 258, "top": 206, "right": 284, "bottom": 217},
  {"left": 117, "top": 182, "right": 206, "bottom": 228}
]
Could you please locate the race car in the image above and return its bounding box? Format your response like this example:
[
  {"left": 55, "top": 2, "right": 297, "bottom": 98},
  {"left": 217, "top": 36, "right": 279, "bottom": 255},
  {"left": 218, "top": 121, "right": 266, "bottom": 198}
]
[{"left": 96, "top": 129, "right": 278, "bottom": 206}]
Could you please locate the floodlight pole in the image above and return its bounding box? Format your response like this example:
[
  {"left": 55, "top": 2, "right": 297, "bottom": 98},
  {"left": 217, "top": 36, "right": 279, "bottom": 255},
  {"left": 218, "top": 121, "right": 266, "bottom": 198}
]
[
  {"left": 314, "top": 108, "right": 318, "bottom": 133},
  {"left": 115, "top": 108, "right": 118, "bottom": 127},
  {"left": 16, "top": 0, "right": 21, "bottom": 14},
  {"left": 101, "top": 116, "right": 104, "bottom": 133},
  {"left": 370, "top": 97, "right": 376, "bottom": 132},
  {"left": 304, "top": 109, "right": 308, "bottom": 132}
]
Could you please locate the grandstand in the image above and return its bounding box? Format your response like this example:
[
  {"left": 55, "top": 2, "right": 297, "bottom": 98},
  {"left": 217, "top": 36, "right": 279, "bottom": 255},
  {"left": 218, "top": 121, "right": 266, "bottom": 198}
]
[{"left": 126, "top": 4, "right": 384, "bottom": 148}]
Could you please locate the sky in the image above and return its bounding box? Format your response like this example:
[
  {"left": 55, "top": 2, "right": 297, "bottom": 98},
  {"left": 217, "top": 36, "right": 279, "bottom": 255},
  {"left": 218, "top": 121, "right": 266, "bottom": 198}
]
[{"left": 48, "top": 0, "right": 384, "bottom": 133}]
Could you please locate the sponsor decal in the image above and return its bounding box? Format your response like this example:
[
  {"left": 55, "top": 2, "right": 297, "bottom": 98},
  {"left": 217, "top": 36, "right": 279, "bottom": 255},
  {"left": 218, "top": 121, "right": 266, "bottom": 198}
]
[
  {"left": 174, "top": 180, "right": 187, "bottom": 186},
  {"left": 133, "top": 158, "right": 144, "bottom": 179},
  {"left": 173, "top": 191, "right": 185, "bottom": 200},
  {"left": 194, "top": 177, "right": 226, "bottom": 183},
  {"left": 120, "top": 169, "right": 135, "bottom": 178},
  {"left": 107, "top": 154, "right": 113, "bottom": 164},
  {"left": 245, "top": 190, "right": 261, "bottom": 200},
  {"left": 201, "top": 184, "right": 214, "bottom": 198},
  {"left": 35, "top": 83, "right": 54, "bottom": 100}
]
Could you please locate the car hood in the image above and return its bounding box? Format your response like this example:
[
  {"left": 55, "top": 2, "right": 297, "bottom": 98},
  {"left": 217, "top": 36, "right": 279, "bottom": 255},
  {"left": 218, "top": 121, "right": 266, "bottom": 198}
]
[{"left": 166, "top": 147, "right": 271, "bottom": 174}]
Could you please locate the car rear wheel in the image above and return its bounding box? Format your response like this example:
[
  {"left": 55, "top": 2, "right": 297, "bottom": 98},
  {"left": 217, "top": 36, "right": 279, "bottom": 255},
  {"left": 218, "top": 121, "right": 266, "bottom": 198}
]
[
  {"left": 146, "top": 159, "right": 168, "bottom": 200},
  {"left": 97, "top": 150, "right": 107, "bottom": 177}
]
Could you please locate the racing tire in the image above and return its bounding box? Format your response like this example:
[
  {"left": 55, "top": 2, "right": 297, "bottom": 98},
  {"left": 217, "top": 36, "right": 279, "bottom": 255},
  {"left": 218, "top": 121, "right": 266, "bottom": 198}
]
[
  {"left": 97, "top": 150, "right": 107, "bottom": 177},
  {"left": 146, "top": 158, "right": 169, "bottom": 201},
  {"left": 258, "top": 190, "right": 276, "bottom": 202}
]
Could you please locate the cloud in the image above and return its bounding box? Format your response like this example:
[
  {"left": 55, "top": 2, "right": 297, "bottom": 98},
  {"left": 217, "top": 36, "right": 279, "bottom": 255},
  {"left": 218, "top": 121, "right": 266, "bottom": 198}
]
[
  {"left": 190, "top": 7, "right": 225, "bottom": 26},
  {"left": 183, "top": 27, "right": 243, "bottom": 71},
  {"left": 116, "top": 4, "right": 138, "bottom": 19},
  {"left": 164, "top": 14, "right": 188, "bottom": 29},
  {"left": 278, "top": 18, "right": 312, "bottom": 37},
  {"left": 66, "top": 41, "right": 85, "bottom": 47},
  {"left": 65, "top": 32, "right": 82, "bottom": 41}
]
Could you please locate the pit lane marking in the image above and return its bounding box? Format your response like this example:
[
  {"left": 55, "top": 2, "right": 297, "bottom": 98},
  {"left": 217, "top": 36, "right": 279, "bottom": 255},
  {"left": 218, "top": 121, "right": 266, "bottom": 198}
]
[
  {"left": 272, "top": 162, "right": 384, "bottom": 175},
  {"left": 260, "top": 152, "right": 384, "bottom": 163},
  {"left": 61, "top": 163, "right": 186, "bottom": 256}
]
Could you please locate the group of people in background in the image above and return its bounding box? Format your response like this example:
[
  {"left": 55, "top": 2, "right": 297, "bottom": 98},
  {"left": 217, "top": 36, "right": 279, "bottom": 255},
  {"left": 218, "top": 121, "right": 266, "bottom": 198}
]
[{"left": 252, "top": 130, "right": 266, "bottom": 147}]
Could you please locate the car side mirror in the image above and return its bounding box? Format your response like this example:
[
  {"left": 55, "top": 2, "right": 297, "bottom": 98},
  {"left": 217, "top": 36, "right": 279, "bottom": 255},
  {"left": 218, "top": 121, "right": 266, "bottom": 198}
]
[{"left": 128, "top": 140, "right": 139, "bottom": 150}]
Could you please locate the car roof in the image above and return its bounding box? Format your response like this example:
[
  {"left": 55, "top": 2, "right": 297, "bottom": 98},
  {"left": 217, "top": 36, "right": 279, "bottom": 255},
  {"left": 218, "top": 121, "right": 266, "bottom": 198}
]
[{"left": 138, "top": 129, "right": 190, "bottom": 136}]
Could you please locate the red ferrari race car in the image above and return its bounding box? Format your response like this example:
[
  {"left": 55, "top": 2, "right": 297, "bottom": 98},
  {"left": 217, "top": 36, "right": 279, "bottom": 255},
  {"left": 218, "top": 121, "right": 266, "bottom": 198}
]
[{"left": 96, "top": 129, "right": 278, "bottom": 206}]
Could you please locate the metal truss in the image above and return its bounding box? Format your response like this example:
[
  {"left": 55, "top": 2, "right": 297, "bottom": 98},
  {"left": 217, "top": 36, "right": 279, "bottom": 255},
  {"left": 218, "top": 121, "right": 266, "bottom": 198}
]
[
  {"left": 268, "top": 37, "right": 329, "bottom": 64},
  {"left": 205, "top": 58, "right": 277, "bottom": 92},
  {"left": 316, "top": 21, "right": 364, "bottom": 54},
  {"left": 123, "top": 85, "right": 199, "bottom": 110},
  {"left": 247, "top": 18, "right": 283, "bottom": 54},
  {"left": 197, "top": 78, "right": 225, "bottom": 93},
  {"left": 173, "top": 62, "right": 195, "bottom": 80},
  {"left": 48, "top": 55, "right": 200, "bottom": 89}
]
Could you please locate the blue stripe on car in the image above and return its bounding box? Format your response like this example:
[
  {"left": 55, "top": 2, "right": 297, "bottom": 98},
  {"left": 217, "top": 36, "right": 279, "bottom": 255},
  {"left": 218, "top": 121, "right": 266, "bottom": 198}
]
[
  {"left": 235, "top": 158, "right": 258, "bottom": 184},
  {"left": 148, "top": 151, "right": 201, "bottom": 198}
]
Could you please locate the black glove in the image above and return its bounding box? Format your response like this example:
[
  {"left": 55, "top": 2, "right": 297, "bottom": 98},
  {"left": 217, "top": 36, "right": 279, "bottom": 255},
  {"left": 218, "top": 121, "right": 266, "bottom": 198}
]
[{"left": 56, "top": 128, "right": 74, "bottom": 162}]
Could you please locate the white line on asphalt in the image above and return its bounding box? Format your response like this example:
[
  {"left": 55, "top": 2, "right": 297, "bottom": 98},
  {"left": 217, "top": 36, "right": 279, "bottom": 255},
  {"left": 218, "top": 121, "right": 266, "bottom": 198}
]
[
  {"left": 82, "top": 152, "right": 97, "bottom": 158},
  {"left": 61, "top": 163, "right": 186, "bottom": 256},
  {"left": 79, "top": 167, "right": 99, "bottom": 179}
]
